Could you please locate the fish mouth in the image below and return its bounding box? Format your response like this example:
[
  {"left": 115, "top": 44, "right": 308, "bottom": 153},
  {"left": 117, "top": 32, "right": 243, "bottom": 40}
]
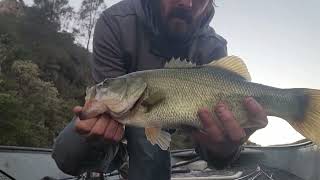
[
  {"left": 79, "top": 98, "right": 140, "bottom": 121},
  {"left": 79, "top": 99, "right": 108, "bottom": 120},
  {"left": 81, "top": 76, "right": 148, "bottom": 120},
  {"left": 80, "top": 88, "right": 148, "bottom": 123},
  {"left": 89, "top": 90, "right": 147, "bottom": 126}
]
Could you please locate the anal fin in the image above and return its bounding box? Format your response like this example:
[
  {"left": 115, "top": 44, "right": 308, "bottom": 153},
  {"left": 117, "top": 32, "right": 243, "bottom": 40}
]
[{"left": 145, "top": 127, "right": 171, "bottom": 150}]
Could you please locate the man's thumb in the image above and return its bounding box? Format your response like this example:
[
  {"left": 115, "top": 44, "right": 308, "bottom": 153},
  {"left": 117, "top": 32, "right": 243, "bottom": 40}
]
[{"left": 72, "top": 106, "right": 83, "bottom": 115}]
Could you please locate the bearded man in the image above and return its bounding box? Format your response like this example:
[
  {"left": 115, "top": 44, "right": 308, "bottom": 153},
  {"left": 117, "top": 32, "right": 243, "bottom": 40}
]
[{"left": 52, "top": 0, "right": 268, "bottom": 179}]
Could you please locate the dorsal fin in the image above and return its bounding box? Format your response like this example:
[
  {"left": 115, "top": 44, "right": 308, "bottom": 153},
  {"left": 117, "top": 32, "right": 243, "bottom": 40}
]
[
  {"left": 164, "top": 57, "right": 197, "bottom": 68},
  {"left": 208, "top": 56, "right": 252, "bottom": 81}
]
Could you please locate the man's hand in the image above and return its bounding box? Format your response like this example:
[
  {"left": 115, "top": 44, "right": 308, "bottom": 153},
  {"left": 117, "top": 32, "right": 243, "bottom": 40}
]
[
  {"left": 73, "top": 106, "right": 124, "bottom": 143},
  {"left": 192, "top": 97, "right": 268, "bottom": 159}
]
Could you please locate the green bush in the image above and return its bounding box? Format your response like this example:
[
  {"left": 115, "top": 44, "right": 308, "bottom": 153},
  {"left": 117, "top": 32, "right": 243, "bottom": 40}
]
[{"left": 0, "top": 6, "right": 92, "bottom": 148}]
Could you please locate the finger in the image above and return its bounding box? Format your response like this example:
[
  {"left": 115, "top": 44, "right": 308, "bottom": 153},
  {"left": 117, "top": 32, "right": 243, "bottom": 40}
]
[
  {"left": 113, "top": 124, "right": 125, "bottom": 142},
  {"left": 197, "top": 109, "right": 225, "bottom": 143},
  {"left": 104, "top": 115, "right": 119, "bottom": 141},
  {"left": 89, "top": 115, "right": 109, "bottom": 138},
  {"left": 198, "top": 108, "right": 215, "bottom": 128},
  {"left": 72, "top": 106, "right": 83, "bottom": 115},
  {"left": 74, "top": 117, "right": 97, "bottom": 134},
  {"left": 244, "top": 97, "right": 268, "bottom": 129},
  {"left": 215, "top": 103, "right": 246, "bottom": 143}
]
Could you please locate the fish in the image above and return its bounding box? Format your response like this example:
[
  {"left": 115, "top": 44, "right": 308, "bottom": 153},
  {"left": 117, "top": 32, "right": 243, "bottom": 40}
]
[{"left": 79, "top": 56, "right": 320, "bottom": 150}]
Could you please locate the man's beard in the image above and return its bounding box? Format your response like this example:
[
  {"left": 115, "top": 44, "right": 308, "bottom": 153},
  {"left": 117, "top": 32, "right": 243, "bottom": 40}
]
[{"left": 161, "top": 8, "right": 197, "bottom": 41}]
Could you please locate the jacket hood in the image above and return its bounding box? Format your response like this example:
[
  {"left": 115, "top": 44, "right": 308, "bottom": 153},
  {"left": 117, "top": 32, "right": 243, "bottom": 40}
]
[
  {"left": 131, "top": 0, "right": 218, "bottom": 59},
  {"left": 132, "top": 0, "right": 216, "bottom": 40}
]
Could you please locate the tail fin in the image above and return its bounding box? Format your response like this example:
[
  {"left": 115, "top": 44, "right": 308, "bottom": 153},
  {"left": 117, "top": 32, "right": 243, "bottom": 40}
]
[{"left": 288, "top": 89, "right": 320, "bottom": 145}]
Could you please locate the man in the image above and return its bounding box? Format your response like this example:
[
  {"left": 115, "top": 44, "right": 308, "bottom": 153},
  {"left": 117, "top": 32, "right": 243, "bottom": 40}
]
[{"left": 52, "top": 0, "right": 268, "bottom": 179}]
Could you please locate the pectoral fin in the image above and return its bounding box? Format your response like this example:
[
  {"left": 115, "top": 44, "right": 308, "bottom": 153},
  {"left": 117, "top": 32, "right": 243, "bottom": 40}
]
[
  {"left": 141, "top": 91, "right": 166, "bottom": 112},
  {"left": 145, "top": 127, "right": 171, "bottom": 150}
]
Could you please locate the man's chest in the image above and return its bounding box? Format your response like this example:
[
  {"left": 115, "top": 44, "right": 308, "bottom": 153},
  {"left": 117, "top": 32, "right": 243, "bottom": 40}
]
[
  {"left": 121, "top": 30, "right": 206, "bottom": 73},
  {"left": 118, "top": 20, "right": 225, "bottom": 73}
]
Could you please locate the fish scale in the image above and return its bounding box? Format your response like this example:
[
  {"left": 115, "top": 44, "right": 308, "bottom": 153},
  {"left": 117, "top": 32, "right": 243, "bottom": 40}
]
[
  {"left": 137, "top": 66, "right": 264, "bottom": 129},
  {"left": 82, "top": 56, "right": 320, "bottom": 150}
]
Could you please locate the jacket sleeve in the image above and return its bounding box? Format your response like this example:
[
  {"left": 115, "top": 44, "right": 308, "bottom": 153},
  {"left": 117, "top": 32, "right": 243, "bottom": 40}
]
[
  {"left": 91, "top": 10, "right": 127, "bottom": 82},
  {"left": 52, "top": 117, "right": 120, "bottom": 176},
  {"left": 52, "top": 11, "right": 126, "bottom": 176}
]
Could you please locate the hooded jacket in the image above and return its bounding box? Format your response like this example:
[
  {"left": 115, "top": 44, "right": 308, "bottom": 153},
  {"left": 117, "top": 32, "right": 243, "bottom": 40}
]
[
  {"left": 90, "top": 0, "right": 234, "bottom": 171},
  {"left": 52, "top": 0, "right": 231, "bottom": 178},
  {"left": 91, "top": 0, "right": 228, "bottom": 82}
]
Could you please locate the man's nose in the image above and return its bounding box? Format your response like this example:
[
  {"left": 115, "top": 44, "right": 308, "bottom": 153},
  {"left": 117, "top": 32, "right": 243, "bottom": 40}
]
[{"left": 177, "top": 0, "right": 192, "bottom": 8}]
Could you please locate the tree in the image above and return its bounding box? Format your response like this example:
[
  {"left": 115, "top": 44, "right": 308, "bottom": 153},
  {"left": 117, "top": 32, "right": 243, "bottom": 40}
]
[
  {"left": 33, "top": 0, "right": 74, "bottom": 31},
  {"left": 17, "top": 0, "right": 25, "bottom": 7},
  {"left": 12, "top": 61, "right": 61, "bottom": 138},
  {"left": 0, "top": 60, "right": 65, "bottom": 147},
  {"left": 77, "top": 0, "right": 106, "bottom": 51},
  {"left": 0, "top": 0, "right": 24, "bottom": 16},
  {"left": 0, "top": 7, "right": 92, "bottom": 147}
]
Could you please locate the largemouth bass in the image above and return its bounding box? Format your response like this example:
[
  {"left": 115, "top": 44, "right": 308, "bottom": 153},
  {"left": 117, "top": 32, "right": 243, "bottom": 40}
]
[{"left": 80, "top": 56, "right": 320, "bottom": 150}]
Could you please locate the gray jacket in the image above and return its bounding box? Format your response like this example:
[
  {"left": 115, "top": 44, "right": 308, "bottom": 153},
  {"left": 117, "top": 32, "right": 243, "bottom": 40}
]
[
  {"left": 91, "top": 0, "right": 227, "bottom": 82},
  {"left": 52, "top": 0, "right": 231, "bottom": 178}
]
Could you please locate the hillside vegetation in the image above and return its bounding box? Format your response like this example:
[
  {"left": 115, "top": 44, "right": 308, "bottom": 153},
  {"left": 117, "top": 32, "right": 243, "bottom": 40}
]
[{"left": 0, "top": 0, "right": 94, "bottom": 147}]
